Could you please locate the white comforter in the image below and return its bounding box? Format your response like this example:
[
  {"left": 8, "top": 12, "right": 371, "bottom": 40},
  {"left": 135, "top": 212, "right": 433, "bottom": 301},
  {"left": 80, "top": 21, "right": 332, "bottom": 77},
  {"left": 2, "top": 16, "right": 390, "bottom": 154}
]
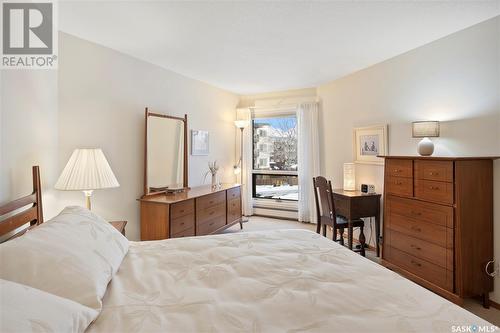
[{"left": 88, "top": 229, "right": 493, "bottom": 332}]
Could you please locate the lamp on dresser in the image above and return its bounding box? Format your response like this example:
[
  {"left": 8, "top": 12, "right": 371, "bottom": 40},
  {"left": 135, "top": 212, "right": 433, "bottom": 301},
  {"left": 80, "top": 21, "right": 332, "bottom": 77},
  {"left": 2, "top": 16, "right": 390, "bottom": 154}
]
[
  {"left": 412, "top": 121, "right": 440, "bottom": 156},
  {"left": 55, "top": 148, "right": 120, "bottom": 210}
]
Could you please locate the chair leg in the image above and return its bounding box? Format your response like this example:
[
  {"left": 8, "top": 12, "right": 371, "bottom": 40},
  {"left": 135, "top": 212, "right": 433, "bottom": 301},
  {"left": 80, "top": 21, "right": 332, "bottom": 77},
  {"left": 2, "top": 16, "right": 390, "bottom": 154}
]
[
  {"left": 359, "top": 225, "right": 366, "bottom": 257},
  {"left": 332, "top": 227, "right": 337, "bottom": 242},
  {"left": 338, "top": 227, "right": 345, "bottom": 246},
  {"left": 322, "top": 224, "right": 327, "bottom": 237},
  {"left": 316, "top": 221, "right": 321, "bottom": 234}
]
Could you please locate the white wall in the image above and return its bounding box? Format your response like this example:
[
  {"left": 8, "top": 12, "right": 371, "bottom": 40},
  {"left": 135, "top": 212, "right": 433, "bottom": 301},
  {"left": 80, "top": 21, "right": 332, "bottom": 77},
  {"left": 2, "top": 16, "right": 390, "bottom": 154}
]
[
  {"left": 317, "top": 17, "right": 500, "bottom": 302},
  {"left": 57, "top": 32, "right": 239, "bottom": 240},
  {"left": 0, "top": 69, "right": 60, "bottom": 219}
]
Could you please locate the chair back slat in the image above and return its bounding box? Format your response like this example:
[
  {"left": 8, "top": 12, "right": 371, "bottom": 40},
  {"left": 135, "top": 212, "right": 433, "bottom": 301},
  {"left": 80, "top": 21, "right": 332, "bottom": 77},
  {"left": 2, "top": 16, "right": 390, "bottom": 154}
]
[{"left": 313, "top": 176, "right": 337, "bottom": 229}]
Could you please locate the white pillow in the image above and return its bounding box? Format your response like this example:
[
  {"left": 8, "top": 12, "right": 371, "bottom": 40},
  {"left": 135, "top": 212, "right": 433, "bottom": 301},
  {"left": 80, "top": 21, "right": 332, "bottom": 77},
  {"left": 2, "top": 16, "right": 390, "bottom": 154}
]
[
  {"left": 0, "top": 279, "right": 98, "bottom": 333},
  {"left": 0, "top": 206, "right": 129, "bottom": 310}
]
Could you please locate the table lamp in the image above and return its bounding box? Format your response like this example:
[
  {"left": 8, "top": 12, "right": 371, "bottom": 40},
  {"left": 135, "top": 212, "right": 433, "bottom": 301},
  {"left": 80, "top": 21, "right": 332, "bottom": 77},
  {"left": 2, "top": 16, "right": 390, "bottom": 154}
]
[
  {"left": 412, "top": 121, "right": 440, "bottom": 156},
  {"left": 55, "top": 148, "right": 119, "bottom": 210}
]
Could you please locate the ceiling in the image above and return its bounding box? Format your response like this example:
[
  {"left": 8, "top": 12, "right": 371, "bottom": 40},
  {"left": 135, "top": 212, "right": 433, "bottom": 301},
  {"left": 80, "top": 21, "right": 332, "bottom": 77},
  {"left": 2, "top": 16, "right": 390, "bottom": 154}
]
[{"left": 59, "top": 1, "right": 500, "bottom": 95}]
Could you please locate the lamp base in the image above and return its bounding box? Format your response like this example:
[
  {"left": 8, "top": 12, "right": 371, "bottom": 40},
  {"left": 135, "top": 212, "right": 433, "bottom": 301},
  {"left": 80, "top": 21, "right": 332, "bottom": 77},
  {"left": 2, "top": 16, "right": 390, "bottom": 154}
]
[
  {"left": 417, "top": 137, "right": 434, "bottom": 156},
  {"left": 83, "top": 190, "right": 93, "bottom": 210}
]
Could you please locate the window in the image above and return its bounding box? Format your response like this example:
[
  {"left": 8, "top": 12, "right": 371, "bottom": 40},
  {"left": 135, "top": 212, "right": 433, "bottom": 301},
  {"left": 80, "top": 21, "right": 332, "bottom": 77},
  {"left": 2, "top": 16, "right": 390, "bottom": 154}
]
[{"left": 252, "top": 116, "right": 298, "bottom": 201}]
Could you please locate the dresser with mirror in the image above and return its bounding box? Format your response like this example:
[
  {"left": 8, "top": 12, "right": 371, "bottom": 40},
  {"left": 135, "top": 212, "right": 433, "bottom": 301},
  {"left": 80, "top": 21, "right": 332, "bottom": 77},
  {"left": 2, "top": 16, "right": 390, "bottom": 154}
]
[{"left": 139, "top": 108, "right": 242, "bottom": 241}]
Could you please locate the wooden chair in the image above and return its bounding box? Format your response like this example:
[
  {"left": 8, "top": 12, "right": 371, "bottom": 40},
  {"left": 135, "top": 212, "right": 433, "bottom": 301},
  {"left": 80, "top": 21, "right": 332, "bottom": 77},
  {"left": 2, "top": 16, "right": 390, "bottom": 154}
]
[{"left": 313, "top": 176, "right": 366, "bottom": 256}]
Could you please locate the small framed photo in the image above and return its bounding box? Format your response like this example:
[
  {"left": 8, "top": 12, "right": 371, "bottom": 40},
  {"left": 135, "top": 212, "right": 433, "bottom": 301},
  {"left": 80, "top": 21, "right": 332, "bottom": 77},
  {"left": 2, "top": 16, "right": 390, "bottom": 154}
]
[
  {"left": 191, "top": 130, "right": 209, "bottom": 156},
  {"left": 353, "top": 125, "right": 388, "bottom": 165}
]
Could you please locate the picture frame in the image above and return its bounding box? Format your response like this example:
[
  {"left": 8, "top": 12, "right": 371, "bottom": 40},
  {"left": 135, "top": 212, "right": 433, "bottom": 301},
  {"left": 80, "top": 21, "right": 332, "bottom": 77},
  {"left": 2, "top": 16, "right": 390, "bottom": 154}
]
[
  {"left": 191, "top": 130, "right": 209, "bottom": 156},
  {"left": 353, "top": 125, "right": 388, "bottom": 165}
]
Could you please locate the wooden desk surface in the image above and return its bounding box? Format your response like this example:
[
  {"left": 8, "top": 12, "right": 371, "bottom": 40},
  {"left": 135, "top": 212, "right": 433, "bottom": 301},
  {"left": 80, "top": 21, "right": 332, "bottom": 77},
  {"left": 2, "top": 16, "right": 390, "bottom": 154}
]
[
  {"left": 332, "top": 189, "right": 381, "bottom": 198},
  {"left": 138, "top": 183, "right": 241, "bottom": 204}
]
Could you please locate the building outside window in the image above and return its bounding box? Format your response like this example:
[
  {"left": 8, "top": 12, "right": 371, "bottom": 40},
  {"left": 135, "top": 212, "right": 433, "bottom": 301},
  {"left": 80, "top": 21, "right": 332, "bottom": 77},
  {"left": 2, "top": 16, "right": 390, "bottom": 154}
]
[{"left": 252, "top": 116, "right": 298, "bottom": 201}]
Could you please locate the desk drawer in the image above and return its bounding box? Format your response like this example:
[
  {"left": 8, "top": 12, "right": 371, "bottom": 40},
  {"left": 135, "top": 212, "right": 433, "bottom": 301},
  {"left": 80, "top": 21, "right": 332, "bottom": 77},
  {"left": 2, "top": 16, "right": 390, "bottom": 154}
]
[
  {"left": 227, "top": 186, "right": 241, "bottom": 200},
  {"left": 197, "top": 202, "right": 226, "bottom": 225},
  {"left": 386, "top": 159, "right": 413, "bottom": 178},
  {"left": 171, "top": 199, "right": 195, "bottom": 219},
  {"left": 197, "top": 192, "right": 225, "bottom": 211},
  {"left": 386, "top": 176, "right": 413, "bottom": 197},
  {"left": 387, "top": 196, "right": 453, "bottom": 228},
  {"left": 387, "top": 213, "right": 450, "bottom": 248},
  {"left": 171, "top": 226, "right": 195, "bottom": 238},
  {"left": 170, "top": 214, "right": 195, "bottom": 235},
  {"left": 415, "top": 160, "right": 453, "bottom": 183},
  {"left": 415, "top": 179, "right": 453, "bottom": 205},
  {"left": 227, "top": 198, "right": 241, "bottom": 223},
  {"left": 385, "top": 246, "right": 453, "bottom": 292},
  {"left": 197, "top": 216, "right": 225, "bottom": 235},
  {"left": 387, "top": 230, "right": 452, "bottom": 269}
]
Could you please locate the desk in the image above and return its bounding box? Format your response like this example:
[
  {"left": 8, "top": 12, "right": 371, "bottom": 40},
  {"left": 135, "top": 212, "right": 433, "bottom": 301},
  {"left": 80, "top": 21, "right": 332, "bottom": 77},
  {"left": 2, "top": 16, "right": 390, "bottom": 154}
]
[{"left": 332, "top": 189, "right": 381, "bottom": 257}]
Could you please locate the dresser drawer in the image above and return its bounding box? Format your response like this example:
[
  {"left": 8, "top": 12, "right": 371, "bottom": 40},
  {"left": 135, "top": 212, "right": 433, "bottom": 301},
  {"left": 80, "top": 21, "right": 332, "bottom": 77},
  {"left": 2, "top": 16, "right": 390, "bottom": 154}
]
[
  {"left": 227, "top": 198, "right": 241, "bottom": 223},
  {"left": 171, "top": 226, "right": 195, "bottom": 238},
  {"left": 386, "top": 159, "right": 413, "bottom": 178},
  {"left": 387, "top": 196, "right": 453, "bottom": 228},
  {"left": 415, "top": 179, "right": 453, "bottom": 205},
  {"left": 197, "top": 216, "right": 225, "bottom": 235},
  {"left": 385, "top": 176, "right": 413, "bottom": 197},
  {"left": 227, "top": 186, "right": 241, "bottom": 200},
  {"left": 170, "top": 214, "right": 195, "bottom": 235},
  {"left": 387, "top": 213, "right": 450, "bottom": 248},
  {"left": 387, "top": 230, "right": 452, "bottom": 270},
  {"left": 415, "top": 160, "right": 453, "bottom": 183},
  {"left": 171, "top": 199, "right": 195, "bottom": 219},
  {"left": 385, "top": 246, "right": 453, "bottom": 292},
  {"left": 196, "top": 192, "right": 225, "bottom": 211},
  {"left": 196, "top": 202, "right": 226, "bottom": 225}
]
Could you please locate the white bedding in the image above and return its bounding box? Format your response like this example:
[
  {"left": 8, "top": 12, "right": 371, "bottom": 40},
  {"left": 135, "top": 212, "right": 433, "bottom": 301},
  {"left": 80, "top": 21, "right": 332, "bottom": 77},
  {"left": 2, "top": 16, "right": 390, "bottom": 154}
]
[{"left": 88, "top": 229, "right": 493, "bottom": 333}]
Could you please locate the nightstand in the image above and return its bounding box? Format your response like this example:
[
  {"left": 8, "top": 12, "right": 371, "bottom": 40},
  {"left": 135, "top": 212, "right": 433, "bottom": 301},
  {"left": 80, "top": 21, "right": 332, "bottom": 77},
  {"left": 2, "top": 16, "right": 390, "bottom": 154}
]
[{"left": 109, "top": 221, "right": 127, "bottom": 236}]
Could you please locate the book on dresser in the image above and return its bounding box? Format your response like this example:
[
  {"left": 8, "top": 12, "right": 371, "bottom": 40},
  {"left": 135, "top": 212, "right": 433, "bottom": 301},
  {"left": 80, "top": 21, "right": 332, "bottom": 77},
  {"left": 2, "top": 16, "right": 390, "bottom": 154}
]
[
  {"left": 380, "top": 156, "right": 498, "bottom": 307},
  {"left": 139, "top": 183, "right": 242, "bottom": 240}
]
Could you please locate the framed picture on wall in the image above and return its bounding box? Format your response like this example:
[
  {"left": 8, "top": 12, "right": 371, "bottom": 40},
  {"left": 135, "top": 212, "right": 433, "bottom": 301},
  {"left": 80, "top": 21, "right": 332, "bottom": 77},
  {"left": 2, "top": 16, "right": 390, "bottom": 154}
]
[
  {"left": 353, "top": 125, "right": 388, "bottom": 165},
  {"left": 191, "top": 130, "right": 209, "bottom": 156}
]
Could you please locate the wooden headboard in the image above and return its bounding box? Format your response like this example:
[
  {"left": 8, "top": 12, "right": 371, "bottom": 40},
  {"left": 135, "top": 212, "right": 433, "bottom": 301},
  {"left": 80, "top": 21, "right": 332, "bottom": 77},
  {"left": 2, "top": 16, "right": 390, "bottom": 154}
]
[{"left": 0, "top": 166, "right": 43, "bottom": 240}]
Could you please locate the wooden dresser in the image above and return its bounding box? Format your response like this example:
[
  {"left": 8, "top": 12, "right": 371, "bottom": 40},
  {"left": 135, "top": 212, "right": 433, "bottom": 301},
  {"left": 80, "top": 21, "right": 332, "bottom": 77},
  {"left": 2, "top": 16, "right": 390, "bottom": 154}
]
[
  {"left": 381, "top": 156, "right": 497, "bottom": 306},
  {"left": 139, "top": 184, "right": 242, "bottom": 240}
]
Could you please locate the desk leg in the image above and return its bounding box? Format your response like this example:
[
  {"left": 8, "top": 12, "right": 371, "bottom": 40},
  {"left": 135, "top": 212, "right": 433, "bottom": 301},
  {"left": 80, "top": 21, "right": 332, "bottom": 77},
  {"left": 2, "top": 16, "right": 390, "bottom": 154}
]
[
  {"left": 375, "top": 209, "right": 381, "bottom": 257},
  {"left": 348, "top": 219, "right": 353, "bottom": 250}
]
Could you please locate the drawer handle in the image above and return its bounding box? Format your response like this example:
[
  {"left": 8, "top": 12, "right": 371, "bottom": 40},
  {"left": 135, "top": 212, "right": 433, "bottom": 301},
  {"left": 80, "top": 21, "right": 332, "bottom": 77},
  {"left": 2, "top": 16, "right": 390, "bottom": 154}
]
[
  {"left": 209, "top": 222, "right": 214, "bottom": 226},
  {"left": 209, "top": 211, "right": 214, "bottom": 215},
  {"left": 410, "top": 260, "right": 422, "bottom": 267},
  {"left": 410, "top": 244, "right": 421, "bottom": 251},
  {"left": 411, "top": 211, "right": 422, "bottom": 216},
  {"left": 393, "top": 169, "right": 402, "bottom": 173},
  {"left": 180, "top": 222, "right": 184, "bottom": 225},
  {"left": 429, "top": 172, "right": 439, "bottom": 176},
  {"left": 429, "top": 186, "right": 440, "bottom": 190},
  {"left": 395, "top": 181, "right": 403, "bottom": 185},
  {"left": 180, "top": 209, "right": 184, "bottom": 213},
  {"left": 209, "top": 200, "right": 214, "bottom": 204},
  {"left": 411, "top": 226, "right": 421, "bottom": 232}
]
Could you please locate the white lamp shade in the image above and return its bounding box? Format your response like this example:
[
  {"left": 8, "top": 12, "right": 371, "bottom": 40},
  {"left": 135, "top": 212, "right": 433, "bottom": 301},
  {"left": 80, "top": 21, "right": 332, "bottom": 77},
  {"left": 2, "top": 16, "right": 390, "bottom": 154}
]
[
  {"left": 412, "top": 121, "right": 440, "bottom": 138},
  {"left": 234, "top": 120, "right": 249, "bottom": 129},
  {"left": 343, "top": 163, "right": 356, "bottom": 191},
  {"left": 55, "top": 149, "right": 119, "bottom": 191}
]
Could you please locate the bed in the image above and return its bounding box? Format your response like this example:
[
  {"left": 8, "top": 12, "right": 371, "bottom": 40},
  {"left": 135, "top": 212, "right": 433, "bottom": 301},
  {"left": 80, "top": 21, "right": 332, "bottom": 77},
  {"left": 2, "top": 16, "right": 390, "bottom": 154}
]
[{"left": 0, "top": 167, "right": 495, "bottom": 333}]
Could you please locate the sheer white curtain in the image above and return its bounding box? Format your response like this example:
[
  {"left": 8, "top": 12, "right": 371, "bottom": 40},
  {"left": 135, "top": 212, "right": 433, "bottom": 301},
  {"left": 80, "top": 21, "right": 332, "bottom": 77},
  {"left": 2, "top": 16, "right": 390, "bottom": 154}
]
[
  {"left": 297, "top": 102, "right": 320, "bottom": 223},
  {"left": 238, "top": 108, "right": 253, "bottom": 216}
]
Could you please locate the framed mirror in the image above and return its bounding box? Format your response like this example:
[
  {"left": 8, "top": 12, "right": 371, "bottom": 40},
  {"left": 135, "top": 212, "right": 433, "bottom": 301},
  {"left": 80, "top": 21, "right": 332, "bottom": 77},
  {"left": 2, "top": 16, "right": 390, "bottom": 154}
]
[{"left": 143, "top": 108, "right": 188, "bottom": 196}]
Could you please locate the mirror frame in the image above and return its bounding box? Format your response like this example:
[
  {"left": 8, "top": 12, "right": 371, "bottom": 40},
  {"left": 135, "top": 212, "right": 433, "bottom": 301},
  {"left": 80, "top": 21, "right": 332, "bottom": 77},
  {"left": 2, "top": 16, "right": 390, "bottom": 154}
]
[{"left": 143, "top": 107, "right": 188, "bottom": 197}]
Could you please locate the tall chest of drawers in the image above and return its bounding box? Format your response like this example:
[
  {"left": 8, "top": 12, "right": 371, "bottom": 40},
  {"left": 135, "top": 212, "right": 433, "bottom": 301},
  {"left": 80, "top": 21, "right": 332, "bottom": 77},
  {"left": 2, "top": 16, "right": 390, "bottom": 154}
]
[
  {"left": 139, "top": 184, "right": 242, "bottom": 240},
  {"left": 381, "top": 156, "right": 497, "bottom": 306}
]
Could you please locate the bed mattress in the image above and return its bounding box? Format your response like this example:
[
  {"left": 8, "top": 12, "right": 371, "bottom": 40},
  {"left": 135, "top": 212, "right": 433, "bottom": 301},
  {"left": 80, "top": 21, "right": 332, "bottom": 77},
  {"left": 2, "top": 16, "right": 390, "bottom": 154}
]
[{"left": 87, "top": 229, "right": 492, "bottom": 332}]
